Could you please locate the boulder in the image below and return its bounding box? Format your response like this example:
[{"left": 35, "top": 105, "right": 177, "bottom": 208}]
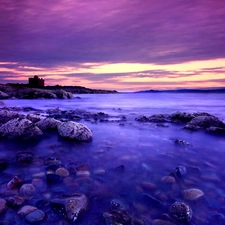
[
  {"left": 170, "top": 112, "right": 194, "bottom": 122},
  {"left": 148, "top": 114, "right": 169, "bottom": 122},
  {"left": 57, "top": 121, "right": 92, "bottom": 141},
  {"left": 207, "top": 126, "right": 225, "bottom": 134},
  {"left": 26, "top": 114, "right": 41, "bottom": 123},
  {"left": 135, "top": 115, "right": 149, "bottom": 122},
  {"left": 0, "top": 118, "right": 43, "bottom": 140},
  {"left": 36, "top": 118, "right": 62, "bottom": 130},
  {"left": 185, "top": 115, "right": 224, "bottom": 130},
  {"left": 0, "top": 110, "right": 25, "bottom": 124}
]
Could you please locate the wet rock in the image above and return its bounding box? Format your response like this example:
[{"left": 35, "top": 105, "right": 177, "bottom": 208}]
[
  {"left": 110, "top": 198, "right": 128, "bottom": 211},
  {"left": 26, "top": 114, "right": 41, "bottom": 123},
  {"left": 170, "top": 112, "right": 194, "bottom": 122},
  {"left": 7, "top": 176, "right": 23, "bottom": 190},
  {"left": 183, "top": 188, "right": 204, "bottom": 200},
  {"left": 141, "top": 182, "right": 156, "bottom": 191},
  {"left": 174, "top": 139, "right": 192, "bottom": 146},
  {"left": 207, "top": 126, "right": 225, "bottom": 134},
  {"left": 135, "top": 115, "right": 149, "bottom": 122},
  {"left": 20, "top": 184, "right": 36, "bottom": 199},
  {"left": 45, "top": 157, "right": 61, "bottom": 165},
  {"left": 148, "top": 114, "right": 169, "bottom": 122},
  {"left": 161, "top": 176, "right": 176, "bottom": 184},
  {"left": 0, "top": 109, "right": 25, "bottom": 124},
  {"left": 36, "top": 118, "right": 62, "bottom": 130},
  {"left": 0, "top": 198, "right": 7, "bottom": 214},
  {"left": 175, "top": 165, "right": 187, "bottom": 177},
  {"left": 185, "top": 115, "right": 224, "bottom": 130},
  {"left": 0, "top": 118, "right": 43, "bottom": 140},
  {"left": 16, "top": 151, "right": 34, "bottom": 166},
  {"left": 25, "top": 209, "right": 45, "bottom": 223},
  {"left": 169, "top": 201, "right": 192, "bottom": 222},
  {"left": 50, "top": 193, "right": 88, "bottom": 222},
  {"left": 55, "top": 168, "right": 69, "bottom": 177},
  {"left": 152, "top": 219, "right": 176, "bottom": 225},
  {"left": 58, "top": 121, "right": 92, "bottom": 141},
  {"left": 93, "top": 169, "right": 105, "bottom": 176},
  {"left": 76, "top": 163, "right": 90, "bottom": 171},
  {"left": 0, "top": 159, "right": 8, "bottom": 171},
  {"left": 76, "top": 171, "right": 90, "bottom": 177},
  {"left": 6, "top": 196, "right": 24, "bottom": 207},
  {"left": 17, "top": 205, "right": 37, "bottom": 216}
]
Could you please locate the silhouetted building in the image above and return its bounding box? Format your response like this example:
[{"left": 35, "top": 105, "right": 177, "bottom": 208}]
[{"left": 28, "top": 76, "right": 45, "bottom": 87}]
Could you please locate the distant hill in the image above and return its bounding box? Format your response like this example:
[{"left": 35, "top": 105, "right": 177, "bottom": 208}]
[{"left": 136, "top": 88, "right": 225, "bottom": 93}]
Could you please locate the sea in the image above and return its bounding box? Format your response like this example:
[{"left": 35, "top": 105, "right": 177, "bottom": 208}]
[{"left": 1, "top": 92, "right": 225, "bottom": 224}]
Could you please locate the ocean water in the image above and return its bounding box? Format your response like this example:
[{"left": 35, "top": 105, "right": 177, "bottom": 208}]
[{"left": 1, "top": 93, "right": 225, "bottom": 224}]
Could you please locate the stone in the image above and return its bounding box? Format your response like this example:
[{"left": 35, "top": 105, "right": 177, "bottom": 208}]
[
  {"left": 17, "top": 205, "right": 37, "bottom": 216},
  {"left": 16, "top": 151, "right": 34, "bottom": 166},
  {"left": 141, "top": 182, "right": 156, "bottom": 191},
  {"left": 32, "top": 179, "right": 44, "bottom": 189},
  {"left": 175, "top": 165, "right": 187, "bottom": 177},
  {"left": 25, "top": 209, "right": 45, "bottom": 223},
  {"left": 174, "top": 139, "right": 192, "bottom": 146},
  {"left": 183, "top": 188, "right": 204, "bottom": 200},
  {"left": 161, "top": 176, "right": 176, "bottom": 184},
  {"left": 55, "top": 168, "right": 69, "bottom": 177},
  {"left": 76, "top": 171, "right": 90, "bottom": 177},
  {"left": 7, "top": 176, "right": 23, "bottom": 190},
  {"left": 26, "top": 114, "right": 41, "bottom": 123},
  {"left": 6, "top": 196, "right": 24, "bottom": 207},
  {"left": 93, "top": 169, "right": 105, "bottom": 176},
  {"left": 76, "top": 163, "right": 90, "bottom": 171},
  {"left": 36, "top": 118, "right": 62, "bottom": 130},
  {"left": 58, "top": 121, "right": 92, "bottom": 141},
  {"left": 50, "top": 193, "right": 88, "bottom": 222},
  {"left": 20, "top": 184, "right": 36, "bottom": 199},
  {"left": 170, "top": 112, "right": 194, "bottom": 122},
  {"left": 135, "top": 115, "right": 149, "bottom": 122},
  {"left": 0, "top": 110, "right": 25, "bottom": 124},
  {"left": 148, "top": 114, "right": 169, "bottom": 122},
  {"left": 0, "top": 91, "right": 9, "bottom": 99},
  {"left": 110, "top": 198, "right": 128, "bottom": 211},
  {"left": 207, "top": 126, "right": 225, "bottom": 134},
  {"left": 0, "top": 198, "right": 7, "bottom": 214},
  {"left": 186, "top": 115, "right": 224, "bottom": 130},
  {"left": 0, "top": 118, "right": 43, "bottom": 140},
  {"left": 169, "top": 201, "right": 192, "bottom": 222}
]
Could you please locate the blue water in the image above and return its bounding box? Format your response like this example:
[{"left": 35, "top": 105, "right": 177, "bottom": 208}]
[{"left": 1, "top": 93, "right": 225, "bottom": 224}]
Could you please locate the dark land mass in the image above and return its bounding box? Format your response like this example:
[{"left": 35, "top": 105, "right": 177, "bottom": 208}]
[
  {"left": 136, "top": 88, "right": 225, "bottom": 93},
  {"left": 0, "top": 83, "right": 118, "bottom": 99}
]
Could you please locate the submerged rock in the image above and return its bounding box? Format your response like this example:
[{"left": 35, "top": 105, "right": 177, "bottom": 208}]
[
  {"left": 20, "top": 184, "right": 36, "bottom": 199},
  {"left": 17, "top": 205, "right": 37, "bottom": 216},
  {"left": 57, "top": 121, "right": 92, "bottom": 141},
  {"left": 0, "top": 118, "right": 43, "bottom": 140},
  {"left": 183, "top": 188, "right": 204, "bottom": 200},
  {"left": 25, "top": 209, "right": 45, "bottom": 223},
  {"left": 169, "top": 201, "right": 192, "bottom": 222},
  {"left": 50, "top": 193, "right": 88, "bottom": 222},
  {"left": 174, "top": 139, "right": 192, "bottom": 146},
  {"left": 7, "top": 176, "right": 23, "bottom": 190},
  {"left": 16, "top": 151, "right": 34, "bottom": 166}
]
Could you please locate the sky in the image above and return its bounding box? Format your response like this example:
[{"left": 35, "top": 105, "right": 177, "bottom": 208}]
[{"left": 1, "top": 0, "right": 225, "bottom": 91}]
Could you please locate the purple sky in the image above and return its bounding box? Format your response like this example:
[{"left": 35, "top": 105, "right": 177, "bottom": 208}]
[{"left": 1, "top": 0, "right": 225, "bottom": 90}]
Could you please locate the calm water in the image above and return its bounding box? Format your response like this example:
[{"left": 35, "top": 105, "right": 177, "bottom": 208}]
[{"left": 1, "top": 93, "right": 225, "bottom": 224}]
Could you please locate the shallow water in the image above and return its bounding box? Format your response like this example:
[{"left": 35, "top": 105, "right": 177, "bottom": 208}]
[{"left": 1, "top": 93, "right": 225, "bottom": 224}]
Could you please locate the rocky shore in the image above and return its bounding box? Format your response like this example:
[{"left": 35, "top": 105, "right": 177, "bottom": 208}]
[
  {"left": 0, "top": 106, "right": 224, "bottom": 224},
  {"left": 0, "top": 84, "right": 118, "bottom": 100}
]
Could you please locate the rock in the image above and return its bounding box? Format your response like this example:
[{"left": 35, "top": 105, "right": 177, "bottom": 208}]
[
  {"left": 57, "top": 121, "right": 92, "bottom": 141},
  {"left": 50, "top": 193, "right": 88, "bottom": 222},
  {"left": 185, "top": 115, "right": 224, "bottom": 130},
  {"left": 0, "top": 91, "right": 9, "bottom": 99},
  {"left": 76, "top": 171, "right": 90, "bottom": 177},
  {"left": 26, "top": 114, "right": 41, "bottom": 123},
  {"left": 183, "top": 188, "right": 204, "bottom": 200},
  {"left": 148, "top": 114, "right": 169, "bottom": 122},
  {"left": 170, "top": 112, "right": 194, "bottom": 122},
  {"left": 93, "top": 169, "right": 105, "bottom": 176},
  {"left": 0, "top": 198, "right": 7, "bottom": 214},
  {"left": 207, "top": 126, "right": 225, "bottom": 134},
  {"left": 76, "top": 163, "right": 90, "bottom": 171},
  {"left": 161, "top": 176, "right": 176, "bottom": 184},
  {"left": 20, "top": 184, "right": 36, "bottom": 199},
  {"left": 0, "top": 110, "right": 25, "bottom": 124},
  {"left": 141, "top": 182, "right": 156, "bottom": 191},
  {"left": 135, "top": 115, "right": 149, "bottom": 122},
  {"left": 36, "top": 118, "right": 62, "bottom": 130},
  {"left": 174, "top": 139, "right": 192, "bottom": 146},
  {"left": 7, "top": 176, "right": 23, "bottom": 190},
  {"left": 169, "top": 201, "right": 192, "bottom": 222},
  {"left": 17, "top": 205, "right": 37, "bottom": 216},
  {"left": 45, "top": 157, "right": 61, "bottom": 165},
  {"left": 55, "top": 168, "right": 69, "bottom": 177},
  {"left": 32, "top": 179, "right": 44, "bottom": 189},
  {"left": 25, "top": 209, "right": 45, "bottom": 223},
  {"left": 175, "top": 165, "right": 187, "bottom": 177},
  {"left": 152, "top": 219, "right": 176, "bottom": 225},
  {"left": 110, "top": 198, "right": 128, "bottom": 211},
  {"left": 0, "top": 118, "right": 43, "bottom": 140},
  {"left": 16, "top": 151, "right": 34, "bottom": 166},
  {"left": 6, "top": 196, "right": 24, "bottom": 207}
]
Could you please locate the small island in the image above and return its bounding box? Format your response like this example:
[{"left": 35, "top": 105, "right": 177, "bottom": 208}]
[{"left": 0, "top": 76, "right": 118, "bottom": 99}]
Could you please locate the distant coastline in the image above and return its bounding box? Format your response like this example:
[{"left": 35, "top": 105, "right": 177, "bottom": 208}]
[{"left": 135, "top": 88, "right": 225, "bottom": 93}]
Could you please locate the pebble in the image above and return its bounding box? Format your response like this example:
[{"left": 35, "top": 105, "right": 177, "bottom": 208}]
[
  {"left": 32, "top": 172, "right": 45, "bottom": 179},
  {"left": 169, "top": 201, "right": 192, "bottom": 222},
  {"left": 76, "top": 170, "right": 90, "bottom": 177},
  {"left": 0, "top": 198, "right": 7, "bottom": 214},
  {"left": 183, "top": 188, "right": 204, "bottom": 200},
  {"left": 161, "top": 176, "right": 176, "bottom": 184},
  {"left": 93, "top": 169, "right": 105, "bottom": 176},
  {"left": 7, "top": 176, "right": 23, "bottom": 190},
  {"left": 20, "top": 184, "right": 36, "bottom": 199},
  {"left": 25, "top": 209, "right": 45, "bottom": 223},
  {"left": 76, "top": 163, "right": 90, "bottom": 171},
  {"left": 141, "top": 182, "right": 156, "bottom": 191},
  {"left": 17, "top": 205, "right": 37, "bottom": 216},
  {"left": 175, "top": 165, "right": 187, "bottom": 177},
  {"left": 55, "top": 167, "right": 69, "bottom": 177}
]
